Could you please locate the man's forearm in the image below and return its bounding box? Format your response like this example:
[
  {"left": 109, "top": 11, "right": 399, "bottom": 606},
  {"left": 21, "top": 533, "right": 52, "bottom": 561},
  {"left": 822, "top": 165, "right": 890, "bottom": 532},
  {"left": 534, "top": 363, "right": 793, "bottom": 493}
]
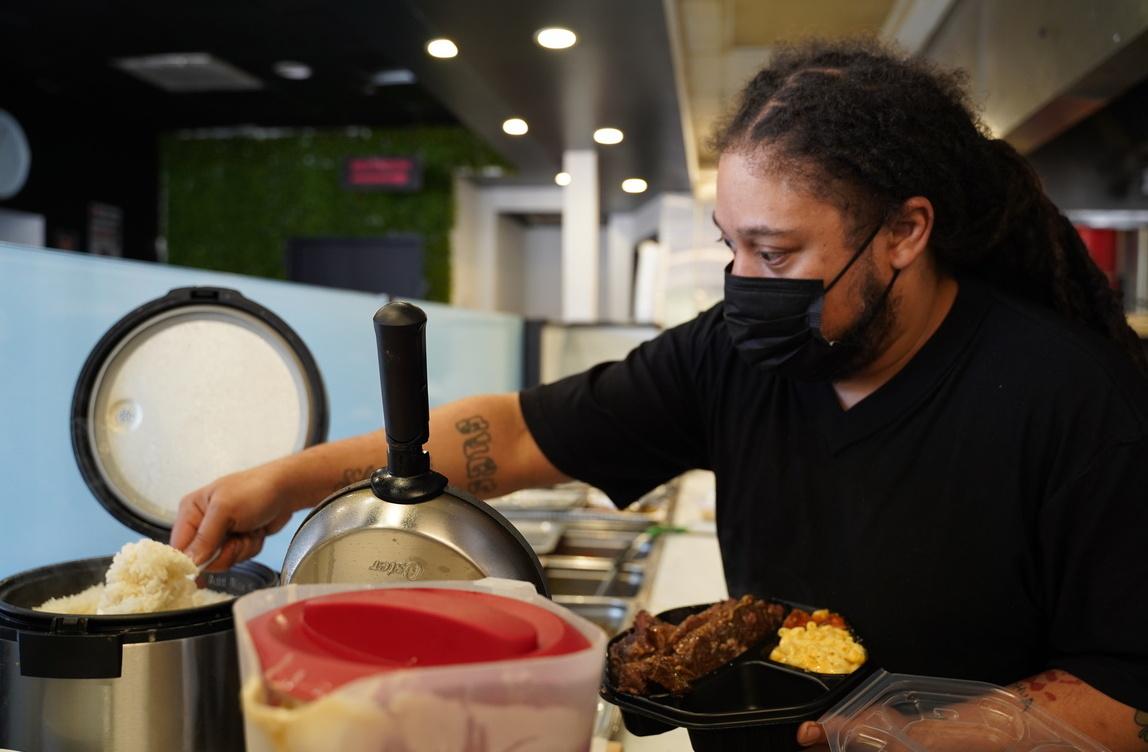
[
  {"left": 271, "top": 392, "right": 565, "bottom": 511},
  {"left": 268, "top": 430, "right": 388, "bottom": 512},
  {"left": 1010, "top": 670, "right": 1147, "bottom": 750}
]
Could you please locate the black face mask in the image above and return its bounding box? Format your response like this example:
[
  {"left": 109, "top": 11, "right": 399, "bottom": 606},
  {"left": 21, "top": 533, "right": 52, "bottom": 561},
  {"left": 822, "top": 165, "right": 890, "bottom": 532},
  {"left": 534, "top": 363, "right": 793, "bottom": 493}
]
[{"left": 723, "top": 224, "right": 898, "bottom": 381}]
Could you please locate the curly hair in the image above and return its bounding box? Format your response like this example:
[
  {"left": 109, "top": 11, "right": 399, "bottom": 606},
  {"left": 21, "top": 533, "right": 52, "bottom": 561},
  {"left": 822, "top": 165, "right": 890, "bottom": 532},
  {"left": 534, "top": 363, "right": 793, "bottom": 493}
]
[{"left": 712, "top": 38, "right": 1147, "bottom": 375}]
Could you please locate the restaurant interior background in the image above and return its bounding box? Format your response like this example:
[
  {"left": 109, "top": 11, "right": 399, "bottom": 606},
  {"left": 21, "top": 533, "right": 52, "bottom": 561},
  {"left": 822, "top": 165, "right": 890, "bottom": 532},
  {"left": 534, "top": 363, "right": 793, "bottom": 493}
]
[{"left": 3, "top": 0, "right": 1148, "bottom": 573}]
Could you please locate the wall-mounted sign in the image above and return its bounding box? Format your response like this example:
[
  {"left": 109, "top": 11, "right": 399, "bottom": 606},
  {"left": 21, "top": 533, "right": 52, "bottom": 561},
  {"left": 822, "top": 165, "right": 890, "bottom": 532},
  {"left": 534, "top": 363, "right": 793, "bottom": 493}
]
[{"left": 344, "top": 156, "right": 422, "bottom": 192}]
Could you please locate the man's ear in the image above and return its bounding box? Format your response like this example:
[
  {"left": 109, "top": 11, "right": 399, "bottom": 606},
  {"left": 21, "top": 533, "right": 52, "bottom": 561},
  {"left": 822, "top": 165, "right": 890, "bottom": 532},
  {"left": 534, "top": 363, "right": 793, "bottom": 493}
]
[{"left": 885, "top": 196, "right": 934, "bottom": 271}]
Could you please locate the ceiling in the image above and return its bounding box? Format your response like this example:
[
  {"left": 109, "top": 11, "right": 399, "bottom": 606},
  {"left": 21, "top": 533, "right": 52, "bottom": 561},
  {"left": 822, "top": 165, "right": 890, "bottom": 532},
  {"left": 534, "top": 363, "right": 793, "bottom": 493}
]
[
  {"left": 0, "top": 0, "right": 938, "bottom": 214},
  {"left": 674, "top": 0, "right": 896, "bottom": 178},
  {"left": 0, "top": 0, "right": 689, "bottom": 213}
]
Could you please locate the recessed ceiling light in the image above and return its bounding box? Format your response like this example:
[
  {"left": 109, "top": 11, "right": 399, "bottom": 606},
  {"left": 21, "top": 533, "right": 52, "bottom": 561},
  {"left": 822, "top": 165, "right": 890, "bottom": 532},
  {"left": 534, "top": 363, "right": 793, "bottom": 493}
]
[
  {"left": 535, "top": 27, "right": 577, "bottom": 50},
  {"left": 426, "top": 38, "right": 459, "bottom": 58},
  {"left": 593, "top": 127, "right": 624, "bottom": 145},
  {"left": 273, "top": 61, "right": 312, "bottom": 80},
  {"left": 555, "top": 172, "right": 571, "bottom": 186},
  {"left": 502, "top": 118, "right": 529, "bottom": 136},
  {"left": 113, "top": 53, "right": 263, "bottom": 92},
  {"left": 371, "top": 68, "right": 416, "bottom": 86},
  {"left": 622, "top": 178, "right": 648, "bottom": 194}
]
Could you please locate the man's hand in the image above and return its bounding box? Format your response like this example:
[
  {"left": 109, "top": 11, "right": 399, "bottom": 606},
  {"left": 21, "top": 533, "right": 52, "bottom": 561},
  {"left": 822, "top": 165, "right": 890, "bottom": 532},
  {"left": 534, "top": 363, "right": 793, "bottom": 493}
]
[
  {"left": 795, "top": 670, "right": 1146, "bottom": 751},
  {"left": 1010, "top": 669, "right": 1146, "bottom": 751},
  {"left": 170, "top": 465, "right": 295, "bottom": 571}
]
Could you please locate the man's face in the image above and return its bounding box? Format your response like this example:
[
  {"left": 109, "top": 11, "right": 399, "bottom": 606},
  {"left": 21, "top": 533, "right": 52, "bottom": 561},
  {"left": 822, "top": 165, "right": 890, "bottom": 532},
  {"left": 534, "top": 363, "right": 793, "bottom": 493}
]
[{"left": 713, "top": 149, "right": 897, "bottom": 377}]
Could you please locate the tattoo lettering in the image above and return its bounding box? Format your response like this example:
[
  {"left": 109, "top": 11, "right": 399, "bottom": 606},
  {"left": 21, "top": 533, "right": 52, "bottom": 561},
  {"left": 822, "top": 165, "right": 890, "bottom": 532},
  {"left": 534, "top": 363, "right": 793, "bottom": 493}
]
[
  {"left": 456, "top": 415, "right": 498, "bottom": 495},
  {"left": 336, "top": 466, "right": 375, "bottom": 490},
  {"left": 469, "top": 478, "right": 497, "bottom": 495},
  {"left": 1135, "top": 709, "right": 1148, "bottom": 743},
  {"left": 455, "top": 416, "right": 489, "bottom": 434},
  {"left": 462, "top": 432, "right": 492, "bottom": 455}
]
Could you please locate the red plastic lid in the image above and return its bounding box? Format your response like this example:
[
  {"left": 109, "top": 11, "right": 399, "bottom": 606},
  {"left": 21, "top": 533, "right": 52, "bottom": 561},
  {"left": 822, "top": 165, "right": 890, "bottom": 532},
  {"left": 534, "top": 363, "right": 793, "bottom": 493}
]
[{"left": 248, "top": 588, "right": 591, "bottom": 702}]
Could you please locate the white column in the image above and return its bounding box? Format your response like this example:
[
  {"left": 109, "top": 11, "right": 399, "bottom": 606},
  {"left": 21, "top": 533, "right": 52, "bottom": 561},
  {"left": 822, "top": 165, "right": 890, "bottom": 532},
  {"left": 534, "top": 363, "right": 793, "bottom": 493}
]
[
  {"left": 561, "top": 149, "right": 599, "bottom": 322},
  {"left": 633, "top": 239, "right": 667, "bottom": 324},
  {"left": 604, "top": 212, "right": 636, "bottom": 322},
  {"left": 450, "top": 174, "right": 480, "bottom": 309}
]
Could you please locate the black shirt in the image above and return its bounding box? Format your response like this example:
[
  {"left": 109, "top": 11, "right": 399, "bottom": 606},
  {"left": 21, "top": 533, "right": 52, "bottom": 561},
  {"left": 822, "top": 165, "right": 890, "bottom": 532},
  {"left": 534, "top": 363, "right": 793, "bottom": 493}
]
[{"left": 520, "top": 277, "right": 1148, "bottom": 709}]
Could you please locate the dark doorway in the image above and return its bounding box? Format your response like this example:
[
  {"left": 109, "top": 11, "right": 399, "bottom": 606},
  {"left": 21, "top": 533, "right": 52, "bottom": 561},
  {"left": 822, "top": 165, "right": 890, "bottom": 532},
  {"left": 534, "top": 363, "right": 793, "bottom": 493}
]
[{"left": 286, "top": 234, "right": 426, "bottom": 298}]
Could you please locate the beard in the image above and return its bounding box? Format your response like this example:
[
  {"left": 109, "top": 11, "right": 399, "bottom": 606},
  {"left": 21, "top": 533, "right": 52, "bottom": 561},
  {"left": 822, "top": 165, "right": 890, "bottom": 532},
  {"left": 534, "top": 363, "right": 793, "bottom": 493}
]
[{"left": 819, "top": 260, "right": 898, "bottom": 381}]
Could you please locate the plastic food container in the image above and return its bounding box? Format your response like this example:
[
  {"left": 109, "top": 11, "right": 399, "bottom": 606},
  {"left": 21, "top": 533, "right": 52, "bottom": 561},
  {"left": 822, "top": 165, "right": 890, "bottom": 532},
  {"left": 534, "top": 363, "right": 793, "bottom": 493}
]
[
  {"left": 818, "top": 670, "right": 1110, "bottom": 751},
  {"left": 234, "top": 578, "right": 607, "bottom": 752},
  {"left": 601, "top": 599, "right": 874, "bottom": 751}
]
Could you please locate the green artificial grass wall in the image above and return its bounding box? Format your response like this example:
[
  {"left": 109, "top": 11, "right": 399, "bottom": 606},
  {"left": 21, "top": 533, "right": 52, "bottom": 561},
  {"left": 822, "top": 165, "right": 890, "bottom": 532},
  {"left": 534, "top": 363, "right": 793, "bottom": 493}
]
[{"left": 160, "top": 126, "right": 503, "bottom": 302}]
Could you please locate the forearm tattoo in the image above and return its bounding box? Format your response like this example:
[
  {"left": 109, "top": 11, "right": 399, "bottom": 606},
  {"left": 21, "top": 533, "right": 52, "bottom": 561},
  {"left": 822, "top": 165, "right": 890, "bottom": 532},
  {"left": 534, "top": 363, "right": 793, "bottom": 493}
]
[
  {"left": 456, "top": 415, "right": 498, "bottom": 495},
  {"left": 1012, "top": 672, "right": 1148, "bottom": 744},
  {"left": 1009, "top": 669, "right": 1084, "bottom": 709}
]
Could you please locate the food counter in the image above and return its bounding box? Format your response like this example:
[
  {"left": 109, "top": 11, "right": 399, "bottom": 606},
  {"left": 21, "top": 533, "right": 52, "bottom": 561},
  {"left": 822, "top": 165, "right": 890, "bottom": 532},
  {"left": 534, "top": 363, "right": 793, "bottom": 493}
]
[
  {"left": 614, "top": 532, "right": 726, "bottom": 752},
  {"left": 611, "top": 471, "right": 727, "bottom": 752}
]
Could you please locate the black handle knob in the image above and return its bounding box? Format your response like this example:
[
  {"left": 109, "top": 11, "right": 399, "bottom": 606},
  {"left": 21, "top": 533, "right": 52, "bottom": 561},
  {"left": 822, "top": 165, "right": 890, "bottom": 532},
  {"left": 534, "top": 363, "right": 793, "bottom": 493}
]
[{"left": 373, "top": 301, "right": 430, "bottom": 449}]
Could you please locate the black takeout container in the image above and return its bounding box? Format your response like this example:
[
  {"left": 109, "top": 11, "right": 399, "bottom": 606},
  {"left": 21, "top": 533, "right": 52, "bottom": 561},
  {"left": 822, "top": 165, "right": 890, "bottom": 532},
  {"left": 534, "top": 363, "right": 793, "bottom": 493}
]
[{"left": 600, "top": 599, "right": 876, "bottom": 752}]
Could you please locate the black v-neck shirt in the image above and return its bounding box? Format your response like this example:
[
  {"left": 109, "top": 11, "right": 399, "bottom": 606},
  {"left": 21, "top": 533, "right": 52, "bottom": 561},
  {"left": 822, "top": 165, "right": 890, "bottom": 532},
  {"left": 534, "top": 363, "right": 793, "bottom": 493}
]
[{"left": 520, "top": 277, "right": 1148, "bottom": 708}]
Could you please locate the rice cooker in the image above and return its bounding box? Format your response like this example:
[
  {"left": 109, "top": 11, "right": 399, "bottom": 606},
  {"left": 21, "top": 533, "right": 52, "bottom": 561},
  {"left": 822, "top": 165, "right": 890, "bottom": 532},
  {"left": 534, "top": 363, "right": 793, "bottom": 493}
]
[{"left": 0, "top": 287, "right": 327, "bottom": 752}]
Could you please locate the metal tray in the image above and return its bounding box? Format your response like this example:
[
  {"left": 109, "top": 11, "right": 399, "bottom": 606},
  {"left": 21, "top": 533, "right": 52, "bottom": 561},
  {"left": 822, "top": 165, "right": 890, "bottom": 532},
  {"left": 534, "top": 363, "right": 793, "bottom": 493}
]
[{"left": 510, "top": 520, "right": 565, "bottom": 555}]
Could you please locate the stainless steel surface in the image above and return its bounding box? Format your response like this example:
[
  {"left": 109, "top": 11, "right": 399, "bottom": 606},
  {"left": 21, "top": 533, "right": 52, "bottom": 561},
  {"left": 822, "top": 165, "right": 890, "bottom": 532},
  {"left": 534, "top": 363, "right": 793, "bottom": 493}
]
[
  {"left": 489, "top": 487, "right": 587, "bottom": 512},
  {"left": 504, "top": 509, "right": 659, "bottom": 529},
  {"left": 921, "top": 0, "right": 1148, "bottom": 152},
  {"left": 545, "top": 504, "right": 673, "bottom": 748},
  {"left": 594, "top": 529, "right": 654, "bottom": 597},
  {"left": 510, "top": 520, "right": 565, "bottom": 555},
  {"left": 552, "top": 526, "right": 654, "bottom": 559},
  {"left": 545, "top": 561, "right": 645, "bottom": 598},
  {"left": 282, "top": 484, "right": 546, "bottom": 591},
  {"left": 553, "top": 595, "right": 634, "bottom": 636},
  {"left": 0, "top": 557, "right": 275, "bottom": 752},
  {"left": 593, "top": 699, "right": 623, "bottom": 743},
  {"left": 1, "top": 631, "right": 243, "bottom": 752}
]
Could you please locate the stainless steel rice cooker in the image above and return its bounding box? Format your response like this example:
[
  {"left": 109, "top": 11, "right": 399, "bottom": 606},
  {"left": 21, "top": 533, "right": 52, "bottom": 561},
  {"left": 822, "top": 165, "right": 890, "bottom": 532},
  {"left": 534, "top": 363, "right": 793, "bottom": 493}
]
[
  {"left": 281, "top": 301, "right": 549, "bottom": 595},
  {"left": 0, "top": 286, "right": 327, "bottom": 752}
]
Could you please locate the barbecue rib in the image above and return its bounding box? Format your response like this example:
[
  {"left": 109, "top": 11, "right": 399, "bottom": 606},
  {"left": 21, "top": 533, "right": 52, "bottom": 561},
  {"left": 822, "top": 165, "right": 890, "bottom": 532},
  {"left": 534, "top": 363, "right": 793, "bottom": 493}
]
[{"left": 609, "top": 595, "right": 785, "bottom": 695}]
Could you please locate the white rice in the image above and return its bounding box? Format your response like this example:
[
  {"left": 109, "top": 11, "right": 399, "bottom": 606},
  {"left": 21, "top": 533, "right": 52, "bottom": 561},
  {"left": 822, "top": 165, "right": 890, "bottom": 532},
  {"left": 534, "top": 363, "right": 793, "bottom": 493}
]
[{"left": 35, "top": 539, "right": 232, "bottom": 615}]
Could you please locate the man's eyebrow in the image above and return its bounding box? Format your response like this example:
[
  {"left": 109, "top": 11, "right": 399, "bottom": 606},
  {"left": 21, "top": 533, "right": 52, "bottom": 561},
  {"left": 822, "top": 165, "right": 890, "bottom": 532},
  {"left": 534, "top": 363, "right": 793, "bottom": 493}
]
[{"left": 711, "top": 212, "right": 794, "bottom": 239}]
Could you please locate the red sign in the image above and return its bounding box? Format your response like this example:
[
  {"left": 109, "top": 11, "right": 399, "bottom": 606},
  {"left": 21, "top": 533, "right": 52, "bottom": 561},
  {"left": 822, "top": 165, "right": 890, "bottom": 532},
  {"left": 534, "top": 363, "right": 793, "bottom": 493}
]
[
  {"left": 1075, "top": 225, "right": 1117, "bottom": 288},
  {"left": 345, "top": 156, "right": 422, "bottom": 192}
]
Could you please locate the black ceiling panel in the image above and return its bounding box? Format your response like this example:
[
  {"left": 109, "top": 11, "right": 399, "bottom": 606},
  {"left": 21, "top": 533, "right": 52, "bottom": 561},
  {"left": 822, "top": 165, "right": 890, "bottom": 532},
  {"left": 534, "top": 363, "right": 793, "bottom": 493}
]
[{"left": 0, "top": 0, "right": 690, "bottom": 212}]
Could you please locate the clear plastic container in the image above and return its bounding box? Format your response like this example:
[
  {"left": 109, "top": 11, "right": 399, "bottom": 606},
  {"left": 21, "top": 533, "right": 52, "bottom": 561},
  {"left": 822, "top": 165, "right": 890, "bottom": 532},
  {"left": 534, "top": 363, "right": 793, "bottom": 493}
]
[
  {"left": 234, "top": 578, "right": 607, "bottom": 752},
  {"left": 818, "top": 670, "right": 1110, "bottom": 752}
]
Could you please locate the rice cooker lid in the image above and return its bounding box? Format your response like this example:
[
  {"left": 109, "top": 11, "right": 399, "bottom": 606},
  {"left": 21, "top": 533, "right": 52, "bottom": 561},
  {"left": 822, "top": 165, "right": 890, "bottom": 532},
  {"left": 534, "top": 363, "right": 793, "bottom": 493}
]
[{"left": 71, "top": 287, "right": 328, "bottom": 540}]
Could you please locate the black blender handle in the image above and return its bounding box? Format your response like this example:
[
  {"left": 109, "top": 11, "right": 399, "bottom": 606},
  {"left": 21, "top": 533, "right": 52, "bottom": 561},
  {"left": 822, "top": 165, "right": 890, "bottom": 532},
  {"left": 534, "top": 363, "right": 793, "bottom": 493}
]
[
  {"left": 374, "top": 301, "right": 430, "bottom": 450},
  {"left": 371, "top": 301, "right": 447, "bottom": 502}
]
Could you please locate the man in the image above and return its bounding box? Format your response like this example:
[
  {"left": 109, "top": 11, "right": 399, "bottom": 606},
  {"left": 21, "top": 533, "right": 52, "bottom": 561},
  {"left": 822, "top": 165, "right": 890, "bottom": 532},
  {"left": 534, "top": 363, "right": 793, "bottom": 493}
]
[{"left": 173, "top": 41, "right": 1148, "bottom": 748}]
